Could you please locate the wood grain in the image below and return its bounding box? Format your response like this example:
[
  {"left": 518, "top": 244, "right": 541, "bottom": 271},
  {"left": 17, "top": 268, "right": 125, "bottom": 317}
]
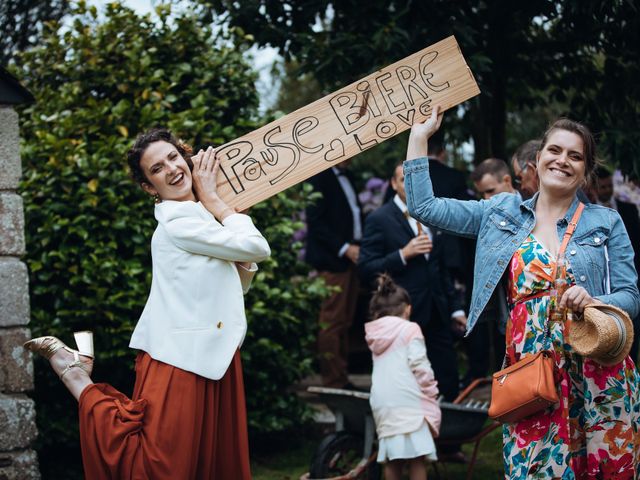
[{"left": 215, "top": 35, "right": 480, "bottom": 209}]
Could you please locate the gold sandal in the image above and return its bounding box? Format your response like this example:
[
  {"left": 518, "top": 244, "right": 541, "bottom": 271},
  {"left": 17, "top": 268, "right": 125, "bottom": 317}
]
[{"left": 23, "top": 331, "right": 94, "bottom": 379}]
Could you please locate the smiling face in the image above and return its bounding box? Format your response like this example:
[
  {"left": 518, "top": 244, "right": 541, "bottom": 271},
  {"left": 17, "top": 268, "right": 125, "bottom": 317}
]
[
  {"left": 536, "top": 129, "right": 586, "bottom": 197},
  {"left": 139, "top": 140, "right": 196, "bottom": 202}
]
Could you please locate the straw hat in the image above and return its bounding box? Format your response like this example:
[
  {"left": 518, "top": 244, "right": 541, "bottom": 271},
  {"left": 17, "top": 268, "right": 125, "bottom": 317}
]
[{"left": 569, "top": 304, "right": 634, "bottom": 366}]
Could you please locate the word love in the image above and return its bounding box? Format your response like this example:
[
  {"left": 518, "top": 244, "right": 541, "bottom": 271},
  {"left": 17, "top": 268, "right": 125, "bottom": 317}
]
[
  {"left": 330, "top": 51, "right": 449, "bottom": 140},
  {"left": 214, "top": 36, "right": 480, "bottom": 209}
]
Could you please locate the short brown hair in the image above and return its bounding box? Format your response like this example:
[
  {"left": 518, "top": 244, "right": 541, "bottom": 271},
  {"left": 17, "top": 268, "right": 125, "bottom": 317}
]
[
  {"left": 369, "top": 274, "right": 411, "bottom": 320},
  {"left": 470, "top": 158, "right": 511, "bottom": 183}
]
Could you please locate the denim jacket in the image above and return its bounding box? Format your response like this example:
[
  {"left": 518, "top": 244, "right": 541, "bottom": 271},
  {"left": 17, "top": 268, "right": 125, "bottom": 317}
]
[{"left": 404, "top": 157, "right": 640, "bottom": 334}]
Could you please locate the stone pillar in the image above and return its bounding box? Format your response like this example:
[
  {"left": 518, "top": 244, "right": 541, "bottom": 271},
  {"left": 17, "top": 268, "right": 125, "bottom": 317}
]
[{"left": 0, "top": 106, "right": 40, "bottom": 479}]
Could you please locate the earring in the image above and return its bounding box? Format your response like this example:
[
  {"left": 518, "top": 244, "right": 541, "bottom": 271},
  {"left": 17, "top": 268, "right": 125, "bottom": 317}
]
[{"left": 153, "top": 194, "right": 161, "bottom": 204}]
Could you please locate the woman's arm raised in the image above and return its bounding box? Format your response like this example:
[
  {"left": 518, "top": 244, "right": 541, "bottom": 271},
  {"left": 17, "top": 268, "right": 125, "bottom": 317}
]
[{"left": 404, "top": 106, "right": 485, "bottom": 238}]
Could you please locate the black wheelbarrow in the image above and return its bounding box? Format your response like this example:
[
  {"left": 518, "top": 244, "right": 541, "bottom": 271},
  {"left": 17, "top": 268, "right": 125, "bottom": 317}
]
[{"left": 301, "top": 378, "right": 499, "bottom": 480}]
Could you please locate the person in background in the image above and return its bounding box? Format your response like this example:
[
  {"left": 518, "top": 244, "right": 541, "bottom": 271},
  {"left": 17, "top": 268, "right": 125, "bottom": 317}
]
[
  {"left": 595, "top": 166, "right": 640, "bottom": 363},
  {"left": 382, "top": 133, "right": 471, "bottom": 204},
  {"left": 358, "top": 161, "right": 465, "bottom": 402},
  {"left": 425, "top": 133, "right": 475, "bottom": 340},
  {"left": 305, "top": 160, "right": 363, "bottom": 389},
  {"left": 24, "top": 129, "right": 271, "bottom": 479},
  {"left": 461, "top": 158, "right": 520, "bottom": 385},
  {"left": 470, "top": 157, "right": 518, "bottom": 200},
  {"left": 405, "top": 107, "right": 640, "bottom": 478},
  {"left": 366, "top": 274, "right": 441, "bottom": 480},
  {"left": 511, "top": 139, "right": 541, "bottom": 200}
]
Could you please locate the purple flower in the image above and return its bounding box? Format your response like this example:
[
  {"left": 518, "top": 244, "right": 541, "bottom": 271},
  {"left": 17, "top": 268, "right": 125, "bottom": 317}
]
[
  {"left": 366, "top": 177, "right": 386, "bottom": 191},
  {"left": 358, "top": 191, "right": 373, "bottom": 204},
  {"left": 292, "top": 228, "right": 307, "bottom": 242}
]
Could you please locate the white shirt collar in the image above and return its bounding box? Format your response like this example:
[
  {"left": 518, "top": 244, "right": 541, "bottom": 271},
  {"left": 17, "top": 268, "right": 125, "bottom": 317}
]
[{"left": 393, "top": 194, "right": 408, "bottom": 214}]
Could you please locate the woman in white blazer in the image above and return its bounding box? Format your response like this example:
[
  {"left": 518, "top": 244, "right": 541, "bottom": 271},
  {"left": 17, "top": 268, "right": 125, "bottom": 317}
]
[{"left": 24, "top": 128, "right": 270, "bottom": 479}]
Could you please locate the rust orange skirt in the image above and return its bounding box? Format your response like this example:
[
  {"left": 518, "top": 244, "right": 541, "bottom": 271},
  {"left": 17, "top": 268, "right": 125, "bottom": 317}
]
[{"left": 78, "top": 350, "right": 250, "bottom": 480}]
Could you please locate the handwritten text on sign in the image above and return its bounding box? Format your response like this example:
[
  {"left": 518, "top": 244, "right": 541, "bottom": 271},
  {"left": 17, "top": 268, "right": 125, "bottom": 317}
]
[{"left": 215, "top": 36, "right": 480, "bottom": 209}]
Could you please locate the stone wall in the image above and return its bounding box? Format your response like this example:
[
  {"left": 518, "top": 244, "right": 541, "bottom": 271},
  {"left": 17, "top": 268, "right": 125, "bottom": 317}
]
[{"left": 0, "top": 106, "right": 40, "bottom": 479}]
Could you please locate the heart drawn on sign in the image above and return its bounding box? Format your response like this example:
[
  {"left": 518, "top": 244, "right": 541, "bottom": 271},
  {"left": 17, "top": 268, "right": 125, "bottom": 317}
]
[{"left": 324, "top": 138, "right": 346, "bottom": 162}]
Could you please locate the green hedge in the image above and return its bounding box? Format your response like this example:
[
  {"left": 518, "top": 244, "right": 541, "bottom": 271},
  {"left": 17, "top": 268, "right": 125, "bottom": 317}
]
[{"left": 16, "top": 2, "right": 327, "bottom": 476}]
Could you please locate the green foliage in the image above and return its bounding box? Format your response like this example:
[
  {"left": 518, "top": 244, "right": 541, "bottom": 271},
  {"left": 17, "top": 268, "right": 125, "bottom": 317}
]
[
  {"left": 0, "top": 0, "right": 70, "bottom": 65},
  {"left": 15, "top": 2, "right": 327, "bottom": 476},
  {"left": 242, "top": 184, "right": 328, "bottom": 432}
]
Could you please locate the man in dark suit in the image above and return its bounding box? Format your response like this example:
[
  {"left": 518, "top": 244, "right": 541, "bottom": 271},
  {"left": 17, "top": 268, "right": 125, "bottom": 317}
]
[
  {"left": 595, "top": 166, "right": 640, "bottom": 362},
  {"left": 427, "top": 135, "right": 475, "bottom": 344},
  {"left": 305, "top": 160, "right": 363, "bottom": 388},
  {"left": 382, "top": 134, "right": 470, "bottom": 202},
  {"left": 427, "top": 135, "right": 470, "bottom": 200},
  {"left": 358, "top": 161, "right": 466, "bottom": 401}
]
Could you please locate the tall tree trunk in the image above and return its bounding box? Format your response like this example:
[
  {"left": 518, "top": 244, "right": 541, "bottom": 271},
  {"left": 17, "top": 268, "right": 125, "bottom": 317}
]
[
  {"left": 491, "top": 74, "right": 507, "bottom": 160},
  {"left": 470, "top": 97, "right": 492, "bottom": 164}
]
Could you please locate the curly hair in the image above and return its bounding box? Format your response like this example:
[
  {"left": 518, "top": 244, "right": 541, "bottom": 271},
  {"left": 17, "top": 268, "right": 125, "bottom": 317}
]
[{"left": 126, "top": 128, "right": 193, "bottom": 185}]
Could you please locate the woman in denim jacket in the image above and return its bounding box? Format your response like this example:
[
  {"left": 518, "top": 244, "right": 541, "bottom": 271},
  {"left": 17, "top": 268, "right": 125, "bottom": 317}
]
[{"left": 404, "top": 107, "right": 639, "bottom": 479}]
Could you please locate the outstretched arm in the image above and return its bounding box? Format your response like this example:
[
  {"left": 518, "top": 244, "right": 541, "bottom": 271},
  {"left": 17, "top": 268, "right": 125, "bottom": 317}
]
[{"left": 404, "top": 106, "right": 485, "bottom": 238}]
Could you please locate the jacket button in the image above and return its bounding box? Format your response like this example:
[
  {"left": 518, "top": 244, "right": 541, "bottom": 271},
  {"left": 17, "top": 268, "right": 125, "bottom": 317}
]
[
  {"left": 594, "top": 237, "right": 600, "bottom": 243},
  {"left": 580, "top": 275, "right": 586, "bottom": 282},
  {"left": 570, "top": 249, "right": 576, "bottom": 255},
  {"left": 217, "top": 322, "right": 223, "bottom": 329},
  {"left": 500, "top": 221, "right": 506, "bottom": 226}
]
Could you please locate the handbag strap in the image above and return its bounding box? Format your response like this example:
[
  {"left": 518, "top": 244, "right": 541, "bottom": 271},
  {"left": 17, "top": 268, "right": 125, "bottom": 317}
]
[
  {"left": 504, "top": 202, "right": 585, "bottom": 367},
  {"left": 551, "top": 202, "right": 585, "bottom": 277},
  {"left": 543, "top": 202, "right": 585, "bottom": 350}
]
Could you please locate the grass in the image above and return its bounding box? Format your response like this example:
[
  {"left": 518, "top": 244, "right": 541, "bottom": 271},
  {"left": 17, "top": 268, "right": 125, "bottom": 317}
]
[
  {"left": 251, "top": 424, "right": 504, "bottom": 480},
  {"left": 251, "top": 427, "right": 320, "bottom": 480}
]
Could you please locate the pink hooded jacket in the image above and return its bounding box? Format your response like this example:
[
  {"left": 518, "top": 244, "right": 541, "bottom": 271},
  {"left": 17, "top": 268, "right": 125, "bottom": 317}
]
[{"left": 365, "top": 316, "right": 441, "bottom": 438}]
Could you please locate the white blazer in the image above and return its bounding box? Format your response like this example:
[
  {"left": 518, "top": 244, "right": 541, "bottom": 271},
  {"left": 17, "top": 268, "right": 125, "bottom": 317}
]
[{"left": 129, "top": 200, "right": 271, "bottom": 380}]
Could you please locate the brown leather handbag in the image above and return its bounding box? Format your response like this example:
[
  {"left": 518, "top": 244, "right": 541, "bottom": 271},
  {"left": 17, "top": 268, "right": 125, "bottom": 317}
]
[
  {"left": 488, "top": 203, "right": 584, "bottom": 424},
  {"left": 488, "top": 350, "right": 558, "bottom": 423}
]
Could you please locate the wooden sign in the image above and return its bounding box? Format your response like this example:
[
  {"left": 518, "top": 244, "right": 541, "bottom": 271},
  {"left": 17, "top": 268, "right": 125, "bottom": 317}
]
[{"left": 216, "top": 35, "right": 479, "bottom": 209}]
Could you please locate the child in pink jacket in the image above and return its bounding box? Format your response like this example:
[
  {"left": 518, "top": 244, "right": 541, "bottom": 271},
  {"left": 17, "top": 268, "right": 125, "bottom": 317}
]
[{"left": 365, "top": 274, "right": 441, "bottom": 480}]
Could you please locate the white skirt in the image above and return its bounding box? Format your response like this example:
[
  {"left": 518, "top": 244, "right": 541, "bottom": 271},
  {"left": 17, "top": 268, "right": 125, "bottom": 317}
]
[{"left": 377, "top": 420, "right": 438, "bottom": 463}]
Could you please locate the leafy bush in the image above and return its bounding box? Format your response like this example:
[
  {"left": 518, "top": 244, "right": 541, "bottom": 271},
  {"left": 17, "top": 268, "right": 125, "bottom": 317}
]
[{"left": 16, "top": 2, "right": 327, "bottom": 476}]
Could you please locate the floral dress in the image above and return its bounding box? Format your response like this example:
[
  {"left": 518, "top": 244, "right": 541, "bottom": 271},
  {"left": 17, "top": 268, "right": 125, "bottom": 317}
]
[{"left": 503, "top": 234, "right": 640, "bottom": 479}]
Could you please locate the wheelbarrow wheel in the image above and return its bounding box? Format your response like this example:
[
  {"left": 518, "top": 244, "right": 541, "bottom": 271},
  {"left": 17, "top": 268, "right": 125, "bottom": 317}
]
[{"left": 309, "top": 432, "right": 381, "bottom": 479}]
